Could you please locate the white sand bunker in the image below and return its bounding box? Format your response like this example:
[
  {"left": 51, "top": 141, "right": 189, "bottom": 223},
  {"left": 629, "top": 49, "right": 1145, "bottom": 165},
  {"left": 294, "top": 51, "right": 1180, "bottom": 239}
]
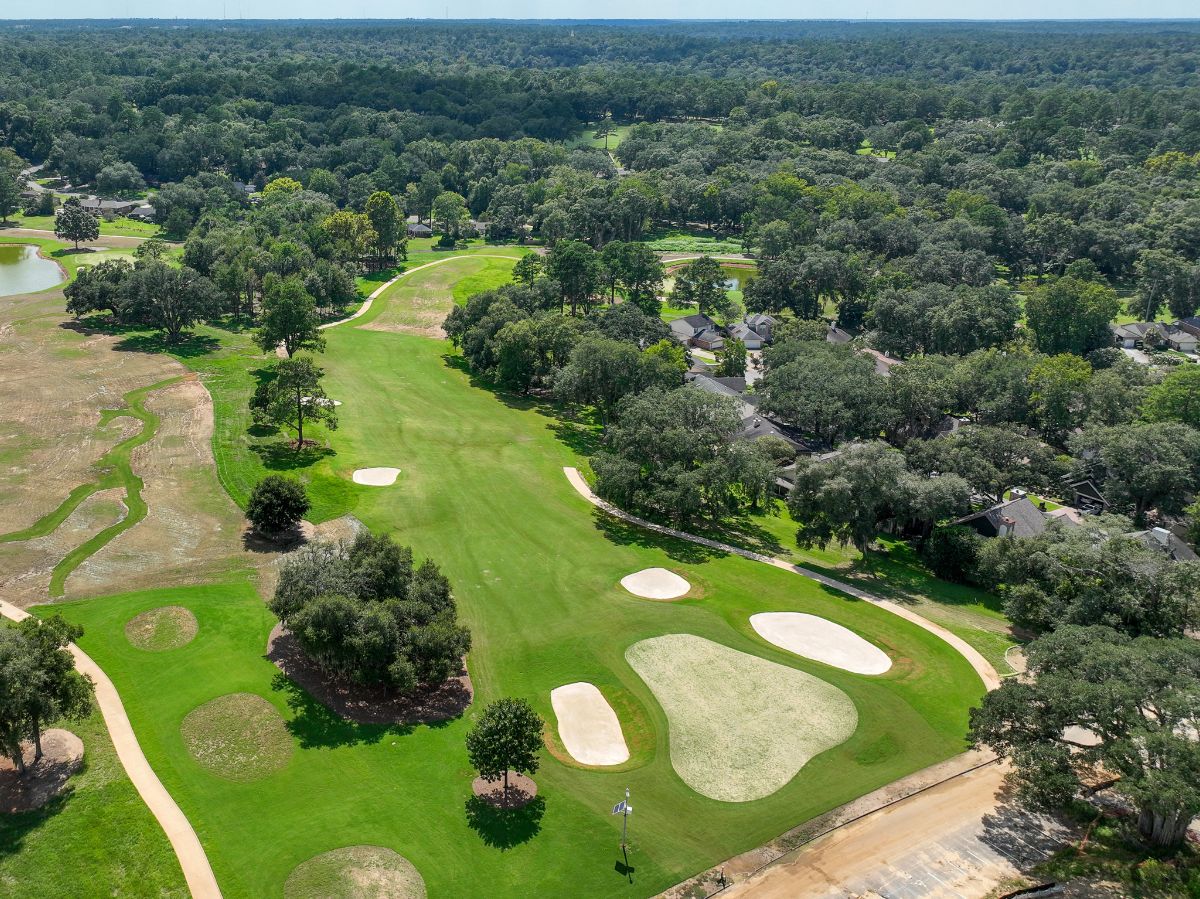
[
  {"left": 550, "top": 682, "right": 630, "bottom": 766},
  {"left": 620, "top": 567, "right": 690, "bottom": 600},
  {"left": 626, "top": 634, "right": 857, "bottom": 802},
  {"left": 352, "top": 467, "right": 401, "bottom": 486},
  {"left": 750, "top": 613, "right": 892, "bottom": 675}
]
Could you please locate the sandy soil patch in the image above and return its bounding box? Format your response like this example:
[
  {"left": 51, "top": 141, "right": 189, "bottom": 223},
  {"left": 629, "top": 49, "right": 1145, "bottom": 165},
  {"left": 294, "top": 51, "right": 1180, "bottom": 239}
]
[
  {"left": 353, "top": 467, "right": 401, "bottom": 486},
  {"left": 626, "top": 634, "right": 857, "bottom": 802},
  {"left": 550, "top": 682, "right": 630, "bottom": 766},
  {"left": 471, "top": 771, "right": 538, "bottom": 809},
  {"left": 0, "top": 729, "right": 85, "bottom": 813},
  {"left": 750, "top": 613, "right": 892, "bottom": 675},
  {"left": 125, "top": 605, "right": 199, "bottom": 651},
  {"left": 67, "top": 376, "right": 250, "bottom": 597},
  {"left": 180, "top": 692, "right": 293, "bottom": 783},
  {"left": 285, "top": 846, "right": 426, "bottom": 899},
  {"left": 0, "top": 487, "right": 126, "bottom": 607},
  {"left": 620, "top": 567, "right": 691, "bottom": 600},
  {"left": 267, "top": 624, "right": 472, "bottom": 725}
]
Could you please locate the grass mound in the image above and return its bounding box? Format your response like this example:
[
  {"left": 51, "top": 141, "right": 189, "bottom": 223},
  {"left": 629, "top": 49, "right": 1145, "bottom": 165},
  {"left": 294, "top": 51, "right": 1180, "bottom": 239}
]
[
  {"left": 284, "top": 846, "right": 426, "bottom": 899},
  {"left": 124, "top": 606, "right": 198, "bottom": 651},
  {"left": 626, "top": 634, "right": 858, "bottom": 803},
  {"left": 180, "top": 692, "right": 292, "bottom": 783}
]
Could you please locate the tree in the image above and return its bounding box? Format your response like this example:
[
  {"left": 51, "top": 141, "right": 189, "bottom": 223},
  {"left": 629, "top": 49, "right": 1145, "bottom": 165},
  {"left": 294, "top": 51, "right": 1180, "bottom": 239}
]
[
  {"left": 716, "top": 337, "right": 747, "bottom": 377},
  {"left": 1142, "top": 366, "right": 1200, "bottom": 428},
  {"left": 465, "top": 698, "right": 544, "bottom": 797},
  {"left": 1027, "top": 354, "right": 1092, "bottom": 443},
  {"left": 54, "top": 200, "right": 99, "bottom": 250},
  {"left": 365, "top": 190, "right": 405, "bottom": 264},
  {"left": 126, "top": 262, "right": 220, "bottom": 343},
  {"left": 253, "top": 355, "right": 339, "bottom": 448},
  {"left": 616, "top": 242, "right": 665, "bottom": 315},
  {"left": 1025, "top": 275, "right": 1121, "bottom": 356},
  {"left": 970, "top": 626, "right": 1200, "bottom": 849},
  {"left": 906, "top": 425, "right": 1058, "bottom": 504},
  {"left": 255, "top": 275, "right": 326, "bottom": 357},
  {"left": 95, "top": 161, "right": 145, "bottom": 196},
  {"left": 545, "top": 240, "right": 600, "bottom": 315},
  {"left": 672, "top": 255, "right": 731, "bottom": 320},
  {"left": 554, "top": 336, "right": 679, "bottom": 426},
  {"left": 1133, "top": 249, "right": 1190, "bottom": 322},
  {"left": 512, "top": 254, "right": 543, "bottom": 286},
  {"left": 1068, "top": 422, "right": 1200, "bottom": 521},
  {"left": 430, "top": 190, "right": 469, "bottom": 239},
  {"left": 758, "top": 342, "right": 885, "bottom": 445},
  {"left": 0, "top": 170, "right": 21, "bottom": 223},
  {"left": 786, "top": 441, "right": 970, "bottom": 558},
  {"left": 63, "top": 258, "right": 132, "bottom": 318},
  {"left": 870, "top": 284, "right": 1020, "bottom": 358},
  {"left": 246, "top": 475, "right": 310, "bottom": 535},
  {"left": 262, "top": 176, "right": 303, "bottom": 199}
]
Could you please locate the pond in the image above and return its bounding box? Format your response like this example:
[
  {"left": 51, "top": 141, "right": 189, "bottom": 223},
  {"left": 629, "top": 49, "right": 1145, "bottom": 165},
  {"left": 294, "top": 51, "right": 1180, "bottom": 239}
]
[
  {"left": 0, "top": 244, "right": 65, "bottom": 297},
  {"left": 721, "top": 265, "right": 756, "bottom": 294}
]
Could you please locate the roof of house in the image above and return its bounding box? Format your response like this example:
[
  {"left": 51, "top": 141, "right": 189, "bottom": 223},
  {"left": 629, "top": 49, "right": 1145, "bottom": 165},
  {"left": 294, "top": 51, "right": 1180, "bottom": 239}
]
[
  {"left": 1112, "top": 322, "right": 1161, "bottom": 340},
  {"left": 746, "top": 313, "right": 775, "bottom": 328},
  {"left": 826, "top": 325, "right": 854, "bottom": 344},
  {"left": 1176, "top": 317, "right": 1200, "bottom": 337},
  {"left": 407, "top": 223, "right": 433, "bottom": 234},
  {"left": 728, "top": 323, "right": 761, "bottom": 342},
  {"left": 1129, "top": 528, "right": 1200, "bottom": 562},
  {"left": 80, "top": 197, "right": 139, "bottom": 210},
  {"left": 1046, "top": 506, "right": 1086, "bottom": 527},
  {"left": 688, "top": 374, "right": 755, "bottom": 415},
  {"left": 860, "top": 347, "right": 903, "bottom": 377},
  {"left": 955, "top": 496, "right": 1047, "bottom": 538},
  {"left": 671, "top": 313, "right": 718, "bottom": 334}
]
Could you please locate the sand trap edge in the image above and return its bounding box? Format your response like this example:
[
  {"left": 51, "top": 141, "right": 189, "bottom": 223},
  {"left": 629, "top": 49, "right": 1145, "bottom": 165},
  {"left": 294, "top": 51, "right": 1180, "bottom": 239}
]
[
  {"left": 620, "top": 567, "right": 691, "bottom": 600},
  {"left": 352, "top": 467, "right": 401, "bottom": 486},
  {"left": 550, "top": 682, "right": 630, "bottom": 767},
  {"left": 750, "top": 612, "right": 892, "bottom": 675}
]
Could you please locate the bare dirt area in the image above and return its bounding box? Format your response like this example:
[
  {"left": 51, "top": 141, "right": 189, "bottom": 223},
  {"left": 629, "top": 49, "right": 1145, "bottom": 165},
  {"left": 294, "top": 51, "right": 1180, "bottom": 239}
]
[
  {"left": 0, "top": 729, "right": 85, "bottom": 813},
  {"left": 0, "top": 487, "right": 126, "bottom": 606},
  {"left": 0, "top": 293, "right": 181, "bottom": 534},
  {"left": 266, "top": 624, "right": 473, "bottom": 725},
  {"left": 472, "top": 772, "right": 538, "bottom": 809},
  {"left": 66, "top": 375, "right": 249, "bottom": 597},
  {"left": 284, "top": 845, "right": 426, "bottom": 899},
  {"left": 714, "top": 763, "right": 1073, "bottom": 899}
]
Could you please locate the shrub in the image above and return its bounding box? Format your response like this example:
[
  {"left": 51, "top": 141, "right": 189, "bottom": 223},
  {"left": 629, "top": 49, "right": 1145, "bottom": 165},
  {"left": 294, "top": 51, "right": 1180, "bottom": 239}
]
[
  {"left": 246, "top": 475, "right": 310, "bottom": 535},
  {"left": 921, "top": 525, "right": 982, "bottom": 583}
]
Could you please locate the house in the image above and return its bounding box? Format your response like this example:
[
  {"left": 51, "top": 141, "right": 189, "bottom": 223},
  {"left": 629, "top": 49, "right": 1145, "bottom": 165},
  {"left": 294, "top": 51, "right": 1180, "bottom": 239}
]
[
  {"left": 860, "top": 347, "right": 903, "bottom": 377},
  {"left": 1165, "top": 322, "right": 1200, "bottom": 353},
  {"left": 1061, "top": 477, "right": 1109, "bottom": 513},
  {"left": 727, "top": 322, "right": 765, "bottom": 350},
  {"left": 1112, "top": 322, "right": 1161, "bottom": 349},
  {"left": 826, "top": 325, "right": 854, "bottom": 345},
  {"left": 128, "top": 203, "right": 156, "bottom": 222},
  {"left": 232, "top": 181, "right": 256, "bottom": 195},
  {"left": 1129, "top": 527, "right": 1200, "bottom": 563},
  {"left": 1046, "top": 506, "right": 1086, "bottom": 527},
  {"left": 407, "top": 222, "right": 433, "bottom": 238},
  {"left": 954, "top": 496, "right": 1047, "bottom": 539},
  {"left": 79, "top": 197, "right": 140, "bottom": 218},
  {"left": 687, "top": 373, "right": 807, "bottom": 456},
  {"left": 1177, "top": 317, "right": 1200, "bottom": 339},
  {"left": 671, "top": 313, "right": 725, "bottom": 350}
]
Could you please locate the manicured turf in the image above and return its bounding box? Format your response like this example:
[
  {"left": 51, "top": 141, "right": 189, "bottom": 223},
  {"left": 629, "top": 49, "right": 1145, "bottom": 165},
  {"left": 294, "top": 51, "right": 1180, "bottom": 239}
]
[
  {"left": 38, "top": 265, "right": 986, "bottom": 896},
  {"left": 10, "top": 214, "right": 162, "bottom": 238}
]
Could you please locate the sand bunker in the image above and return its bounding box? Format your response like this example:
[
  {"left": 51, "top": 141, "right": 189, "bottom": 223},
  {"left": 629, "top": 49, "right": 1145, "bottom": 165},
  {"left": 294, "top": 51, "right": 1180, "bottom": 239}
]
[
  {"left": 750, "top": 613, "right": 892, "bottom": 675},
  {"left": 626, "top": 634, "right": 857, "bottom": 802},
  {"left": 550, "top": 682, "right": 630, "bottom": 766},
  {"left": 620, "top": 568, "right": 690, "bottom": 600},
  {"left": 352, "top": 467, "right": 401, "bottom": 486},
  {"left": 285, "top": 846, "right": 426, "bottom": 899}
]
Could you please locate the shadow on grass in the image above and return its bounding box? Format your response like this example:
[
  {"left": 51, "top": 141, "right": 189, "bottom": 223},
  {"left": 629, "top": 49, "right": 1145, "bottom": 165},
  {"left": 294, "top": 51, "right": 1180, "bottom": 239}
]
[
  {"left": 591, "top": 510, "right": 726, "bottom": 564},
  {"left": 0, "top": 786, "right": 73, "bottom": 859},
  {"left": 270, "top": 672, "right": 403, "bottom": 750},
  {"left": 464, "top": 794, "right": 546, "bottom": 850},
  {"left": 250, "top": 439, "right": 336, "bottom": 472},
  {"left": 113, "top": 331, "right": 221, "bottom": 358}
]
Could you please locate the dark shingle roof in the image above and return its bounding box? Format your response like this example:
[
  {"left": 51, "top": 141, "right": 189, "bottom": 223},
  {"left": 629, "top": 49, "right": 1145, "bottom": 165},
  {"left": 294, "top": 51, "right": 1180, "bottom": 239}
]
[{"left": 955, "top": 497, "right": 1046, "bottom": 538}]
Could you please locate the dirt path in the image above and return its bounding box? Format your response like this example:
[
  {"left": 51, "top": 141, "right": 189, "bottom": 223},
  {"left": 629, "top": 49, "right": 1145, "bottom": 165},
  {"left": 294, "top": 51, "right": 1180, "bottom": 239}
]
[
  {"left": 320, "top": 253, "right": 524, "bottom": 332},
  {"left": 720, "top": 762, "right": 1069, "bottom": 899},
  {"left": 562, "top": 467, "right": 1000, "bottom": 691},
  {"left": 0, "top": 599, "right": 222, "bottom": 899}
]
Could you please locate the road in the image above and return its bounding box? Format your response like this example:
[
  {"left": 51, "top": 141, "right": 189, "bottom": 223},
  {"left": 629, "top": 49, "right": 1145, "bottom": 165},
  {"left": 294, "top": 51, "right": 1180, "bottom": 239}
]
[{"left": 725, "top": 763, "right": 1071, "bottom": 899}]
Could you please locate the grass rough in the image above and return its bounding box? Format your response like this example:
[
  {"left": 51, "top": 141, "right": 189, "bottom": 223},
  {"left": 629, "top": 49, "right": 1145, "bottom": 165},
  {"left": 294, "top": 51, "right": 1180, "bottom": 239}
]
[
  {"left": 125, "top": 605, "right": 199, "bottom": 651},
  {"left": 285, "top": 845, "right": 426, "bottom": 899},
  {"left": 180, "top": 692, "right": 293, "bottom": 783}
]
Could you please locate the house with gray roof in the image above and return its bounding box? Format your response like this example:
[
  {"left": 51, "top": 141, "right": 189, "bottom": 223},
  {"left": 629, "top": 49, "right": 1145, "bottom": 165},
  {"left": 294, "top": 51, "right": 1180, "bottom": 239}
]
[
  {"left": 954, "top": 496, "right": 1047, "bottom": 539},
  {"left": 671, "top": 313, "right": 725, "bottom": 350},
  {"left": 1129, "top": 527, "right": 1199, "bottom": 563}
]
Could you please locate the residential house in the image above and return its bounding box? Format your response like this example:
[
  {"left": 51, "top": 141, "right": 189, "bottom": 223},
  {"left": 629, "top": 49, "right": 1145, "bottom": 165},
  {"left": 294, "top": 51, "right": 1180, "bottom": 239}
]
[
  {"left": 1112, "top": 322, "right": 1161, "bottom": 349},
  {"left": 687, "top": 373, "right": 806, "bottom": 456},
  {"left": 80, "top": 197, "right": 140, "bottom": 218},
  {"left": 128, "top": 203, "right": 156, "bottom": 222},
  {"left": 954, "top": 496, "right": 1047, "bottom": 539},
  {"left": 727, "top": 321, "right": 765, "bottom": 350},
  {"left": 407, "top": 222, "right": 433, "bottom": 238},
  {"left": 826, "top": 325, "right": 854, "bottom": 345},
  {"left": 860, "top": 347, "right": 903, "bottom": 377},
  {"left": 1168, "top": 318, "right": 1200, "bottom": 353},
  {"left": 671, "top": 313, "right": 725, "bottom": 351},
  {"left": 1060, "top": 477, "right": 1109, "bottom": 514},
  {"left": 1129, "top": 527, "right": 1200, "bottom": 563}
]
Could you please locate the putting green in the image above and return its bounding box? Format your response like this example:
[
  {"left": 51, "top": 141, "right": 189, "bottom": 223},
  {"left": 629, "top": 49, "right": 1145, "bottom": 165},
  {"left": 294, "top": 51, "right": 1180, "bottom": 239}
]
[{"left": 626, "top": 634, "right": 857, "bottom": 802}]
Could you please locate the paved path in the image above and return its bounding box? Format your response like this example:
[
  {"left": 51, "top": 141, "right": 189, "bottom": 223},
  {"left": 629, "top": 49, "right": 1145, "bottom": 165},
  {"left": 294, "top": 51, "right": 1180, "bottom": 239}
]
[
  {"left": 0, "top": 599, "right": 222, "bottom": 899},
  {"left": 562, "top": 467, "right": 1000, "bottom": 691},
  {"left": 321, "top": 253, "right": 523, "bottom": 331}
]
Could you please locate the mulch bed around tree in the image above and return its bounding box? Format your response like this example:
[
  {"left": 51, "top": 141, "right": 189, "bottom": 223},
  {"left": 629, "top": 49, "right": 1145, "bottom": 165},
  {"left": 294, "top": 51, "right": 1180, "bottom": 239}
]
[
  {"left": 471, "top": 771, "right": 538, "bottom": 810},
  {"left": 0, "top": 729, "right": 84, "bottom": 814},
  {"left": 266, "top": 623, "right": 472, "bottom": 726}
]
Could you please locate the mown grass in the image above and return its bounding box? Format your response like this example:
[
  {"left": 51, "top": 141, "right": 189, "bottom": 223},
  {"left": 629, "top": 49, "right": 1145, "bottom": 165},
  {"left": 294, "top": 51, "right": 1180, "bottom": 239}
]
[
  {"left": 8, "top": 213, "right": 162, "bottom": 238},
  {"left": 0, "top": 704, "right": 187, "bottom": 897}
]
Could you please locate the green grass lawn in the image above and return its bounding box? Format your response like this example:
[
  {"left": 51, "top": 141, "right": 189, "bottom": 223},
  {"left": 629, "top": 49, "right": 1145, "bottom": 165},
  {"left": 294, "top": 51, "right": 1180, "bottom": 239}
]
[
  {"left": 34, "top": 256, "right": 989, "bottom": 896},
  {"left": 0, "top": 703, "right": 187, "bottom": 896},
  {"left": 568, "top": 122, "right": 634, "bottom": 151},
  {"left": 644, "top": 231, "right": 745, "bottom": 255},
  {"left": 8, "top": 214, "right": 162, "bottom": 238}
]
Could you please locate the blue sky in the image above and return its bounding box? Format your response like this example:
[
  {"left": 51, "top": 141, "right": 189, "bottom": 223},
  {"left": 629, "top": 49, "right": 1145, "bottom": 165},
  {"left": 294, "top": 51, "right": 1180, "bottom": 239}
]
[{"left": 4, "top": 4, "right": 1199, "bottom": 19}]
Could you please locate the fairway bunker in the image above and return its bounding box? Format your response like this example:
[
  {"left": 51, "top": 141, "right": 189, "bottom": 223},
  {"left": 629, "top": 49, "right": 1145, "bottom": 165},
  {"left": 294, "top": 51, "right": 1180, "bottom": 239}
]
[
  {"left": 181, "top": 692, "right": 293, "bottom": 782},
  {"left": 0, "top": 729, "right": 84, "bottom": 813},
  {"left": 620, "top": 567, "right": 690, "bottom": 600},
  {"left": 550, "top": 682, "right": 629, "bottom": 766},
  {"left": 352, "top": 467, "right": 401, "bottom": 486},
  {"left": 125, "top": 605, "right": 198, "bottom": 651},
  {"left": 284, "top": 845, "right": 426, "bottom": 899},
  {"left": 626, "top": 634, "right": 857, "bottom": 802},
  {"left": 750, "top": 612, "right": 892, "bottom": 675}
]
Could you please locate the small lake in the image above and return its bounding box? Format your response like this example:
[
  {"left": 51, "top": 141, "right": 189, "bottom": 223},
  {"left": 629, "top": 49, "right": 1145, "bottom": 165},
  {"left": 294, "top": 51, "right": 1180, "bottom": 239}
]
[
  {"left": 721, "top": 265, "right": 756, "bottom": 293},
  {"left": 0, "top": 244, "right": 65, "bottom": 297}
]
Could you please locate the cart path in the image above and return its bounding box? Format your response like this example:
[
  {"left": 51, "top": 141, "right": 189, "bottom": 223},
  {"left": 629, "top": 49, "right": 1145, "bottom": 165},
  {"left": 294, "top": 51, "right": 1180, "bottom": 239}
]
[
  {"left": 0, "top": 599, "right": 222, "bottom": 899},
  {"left": 562, "top": 466, "right": 1000, "bottom": 691},
  {"left": 320, "top": 253, "right": 526, "bottom": 331}
]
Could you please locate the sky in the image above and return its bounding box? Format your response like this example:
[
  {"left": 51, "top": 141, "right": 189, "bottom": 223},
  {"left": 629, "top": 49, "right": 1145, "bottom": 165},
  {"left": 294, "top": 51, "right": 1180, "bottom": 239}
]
[{"left": 3, "top": 4, "right": 1199, "bottom": 20}]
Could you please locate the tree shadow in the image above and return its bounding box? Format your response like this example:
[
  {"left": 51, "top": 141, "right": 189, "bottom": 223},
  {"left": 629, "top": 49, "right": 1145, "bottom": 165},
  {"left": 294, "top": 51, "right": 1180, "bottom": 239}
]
[
  {"left": 464, "top": 794, "right": 546, "bottom": 850},
  {"left": 270, "top": 672, "right": 402, "bottom": 750},
  {"left": 0, "top": 787, "right": 72, "bottom": 859},
  {"left": 591, "top": 510, "right": 727, "bottom": 564},
  {"left": 548, "top": 420, "right": 604, "bottom": 457},
  {"left": 250, "top": 440, "right": 336, "bottom": 472},
  {"left": 113, "top": 331, "right": 220, "bottom": 358}
]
